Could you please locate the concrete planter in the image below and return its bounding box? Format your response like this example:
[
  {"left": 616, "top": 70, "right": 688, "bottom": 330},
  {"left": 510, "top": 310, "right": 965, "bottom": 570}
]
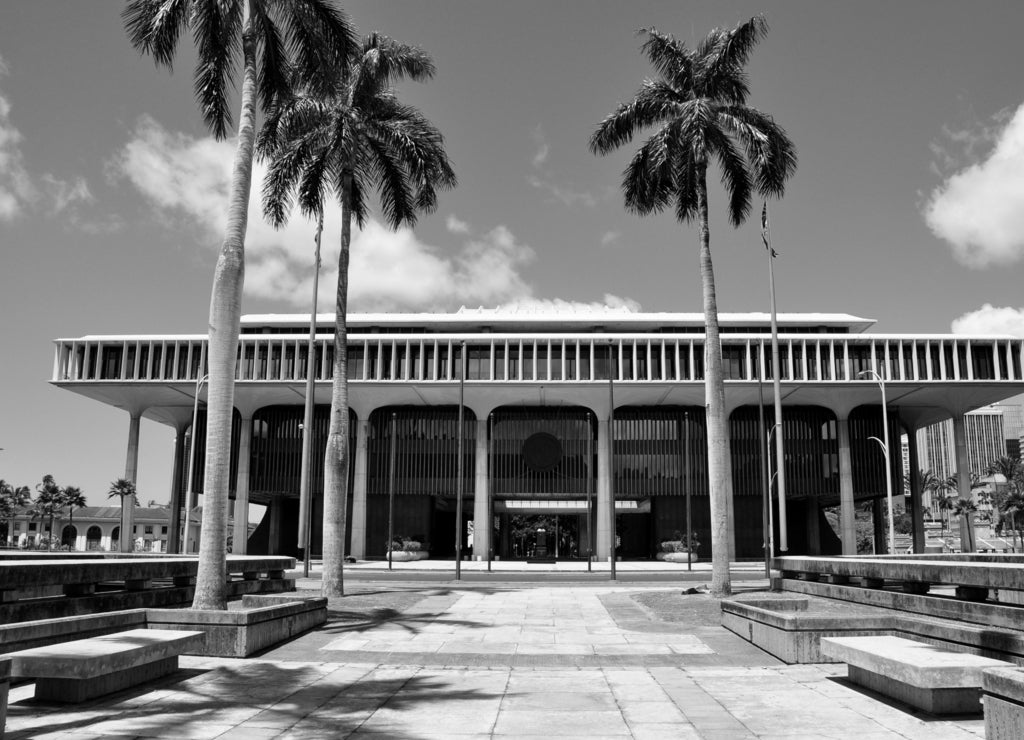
[
  {"left": 656, "top": 552, "right": 701, "bottom": 564},
  {"left": 984, "top": 667, "right": 1024, "bottom": 739},
  {"left": 385, "top": 551, "right": 430, "bottom": 562},
  {"left": 146, "top": 595, "right": 326, "bottom": 658}
]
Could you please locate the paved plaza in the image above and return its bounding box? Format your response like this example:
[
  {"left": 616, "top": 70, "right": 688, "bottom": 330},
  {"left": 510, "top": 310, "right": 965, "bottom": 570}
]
[{"left": 4, "top": 577, "right": 986, "bottom": 739}]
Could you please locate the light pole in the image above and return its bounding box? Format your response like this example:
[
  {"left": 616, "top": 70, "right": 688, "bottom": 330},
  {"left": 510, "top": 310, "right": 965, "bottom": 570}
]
[
  {"left": 298, "top": 214, "right": 323, "bottom": 578},
  {"left": 183, "top": 373, "right": 208, "bottom": 555},
  {"left": 762, "top": 202, "right": 788, "bottom": 551},
  {"left": 608, "top": 340, "right": 616, "bottom": 581},
  {"left": 858, "top": 369, "right": 895, "bottom": 555}
]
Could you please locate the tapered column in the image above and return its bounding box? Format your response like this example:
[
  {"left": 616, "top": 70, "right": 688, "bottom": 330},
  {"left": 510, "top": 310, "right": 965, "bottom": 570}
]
[
  {"left": 837, "top": 415, "right": 857, "bottom": 555},
  {"left": 349, "top": 418, "right": 370, "bottom": 559},
  {"left": 232, "top": 415, "right": 252, "bottom": 555},
  {"left": 473, "top": 419, "right": 489, "bottom": 560},
  {"left": 122, "top": 412, "right": 141, "bottom": 553},
  {"left": 168, "top": 427, "right": 187, "bottom": 554},
  {"left": 596, "top": 418, "right": 612, "bottom": 559},
  {"left": 952, "top": 414, "right": 977, "bottom": 552},
  {"left": 907, "top": 432, "right": 925, "bottom": 553}
]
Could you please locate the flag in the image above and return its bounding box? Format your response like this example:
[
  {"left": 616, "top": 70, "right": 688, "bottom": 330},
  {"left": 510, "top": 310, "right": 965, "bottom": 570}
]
[{"left": 761, "top": 201, "right": 777, "bottom": 258}]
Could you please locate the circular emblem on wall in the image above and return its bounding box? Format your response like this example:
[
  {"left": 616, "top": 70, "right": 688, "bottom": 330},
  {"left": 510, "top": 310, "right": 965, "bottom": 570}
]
[{"left": 523, "top": 432, "right": 563, "bottom": 473}]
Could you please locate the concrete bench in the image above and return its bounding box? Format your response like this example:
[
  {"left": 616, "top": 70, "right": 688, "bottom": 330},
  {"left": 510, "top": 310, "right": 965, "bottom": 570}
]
[
  {"left": 4, "top": 628, "right": 203, "bottom": 703},
  {"left": 821, "top": 635, "right": 1011, "bottom": 714}
]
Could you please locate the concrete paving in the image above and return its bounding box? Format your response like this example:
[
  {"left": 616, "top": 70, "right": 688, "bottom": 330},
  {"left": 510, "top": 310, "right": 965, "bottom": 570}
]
[{"left": 3, "top": 575, "right": 987, "bottom": 739}]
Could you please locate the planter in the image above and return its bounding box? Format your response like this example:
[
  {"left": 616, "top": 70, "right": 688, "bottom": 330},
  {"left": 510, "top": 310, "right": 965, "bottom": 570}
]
[
  {"left": 657, "top": 552, "right": 701, "bottom": 564},
  {"left": 384, "top": 551, "right": 430, "bottom": 562}
]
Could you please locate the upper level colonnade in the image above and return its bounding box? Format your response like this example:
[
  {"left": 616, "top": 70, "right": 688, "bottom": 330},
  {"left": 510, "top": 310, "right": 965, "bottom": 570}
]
[{"left": 52, "top": 331, "right": 1024, "bottom": 388}]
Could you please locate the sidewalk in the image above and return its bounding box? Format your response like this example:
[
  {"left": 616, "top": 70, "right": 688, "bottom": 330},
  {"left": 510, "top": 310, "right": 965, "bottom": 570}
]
[{"left": 4, "top": 582, "right": 985, "bottom": 739}]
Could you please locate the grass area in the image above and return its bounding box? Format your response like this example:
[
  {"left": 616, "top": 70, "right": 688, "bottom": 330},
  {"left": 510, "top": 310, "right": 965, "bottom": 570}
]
[{"left": 630, "top": 590, "right": 724, "bottom": 627}]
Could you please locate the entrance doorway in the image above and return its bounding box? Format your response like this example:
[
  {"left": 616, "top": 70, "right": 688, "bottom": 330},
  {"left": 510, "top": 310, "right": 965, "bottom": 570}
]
[{"left": 504, "top": 514, "right": 581, "bottom": 560}]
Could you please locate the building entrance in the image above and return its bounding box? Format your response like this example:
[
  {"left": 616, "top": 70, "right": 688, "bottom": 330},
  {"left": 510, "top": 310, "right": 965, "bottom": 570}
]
[{"left": 502, "top": 514, "right": 582, "bottom": 560}]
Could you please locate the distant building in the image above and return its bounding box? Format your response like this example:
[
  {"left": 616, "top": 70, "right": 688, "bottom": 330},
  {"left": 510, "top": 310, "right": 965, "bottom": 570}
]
[{"left": 2, "top": 506, "right": 239, "bottom": 553}]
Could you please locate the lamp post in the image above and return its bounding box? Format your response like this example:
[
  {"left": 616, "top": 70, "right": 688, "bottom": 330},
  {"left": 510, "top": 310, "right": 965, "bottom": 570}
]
[
  {"left": 858, "top": 369, "right": 895, "bottom": 555},
  {"left": 455, "top": 341, "right": 466, "bottom": 580},
  {"left": 183, "top": 373, "right": 208, "bottom": 555},
  {"left": 298, "top": 214, "right": 323, "bottom": 578},
  {"left": 608, "top": 340, "right": 616, "bottom": 581},
  {"left": 762, "top": 202, "right": 788, "bottom": 552}
]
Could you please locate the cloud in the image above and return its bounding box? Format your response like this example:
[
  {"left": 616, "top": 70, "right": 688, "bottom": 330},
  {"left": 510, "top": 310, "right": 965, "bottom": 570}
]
[
  {"left": 924, "top": 103, "right": 1024, "bottom": 268},
  {"left": 526, "top": 174, "right": 598, "bottom": 208},
  {"left": 951, "top": 304, "right": 1024, "bottom": 337},
  {"left": 0, "top": 57, "right": 35, "bottom": 220},
  {"left": 445, "top": 214, "right": 469, "bottom": 233},
  {"left": 531, "top": 124, "right": 549, "bottom": 168},
  {"left": 496, "top": 294, "right": 642, "bottom": 313},
  {"left": 112, "top": 117, "right": 638, "bottom": 313},
  {"left": 600, "top": 231, "right": 620, "bottom": 247},
  {"left": 41, "top": 174, "right": 92, "bottom": 213}
]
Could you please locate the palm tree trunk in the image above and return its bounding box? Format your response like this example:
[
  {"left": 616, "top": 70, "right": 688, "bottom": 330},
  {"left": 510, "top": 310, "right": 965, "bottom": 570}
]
[
  {"left": 193, "top": 1, "right": 256, "bottom": 611},
  {"left": 322, "top": 170, "right": 353, "bottom": 597},
  {"left": 695, "top": 163, "right": 732, "bottom": 597}
]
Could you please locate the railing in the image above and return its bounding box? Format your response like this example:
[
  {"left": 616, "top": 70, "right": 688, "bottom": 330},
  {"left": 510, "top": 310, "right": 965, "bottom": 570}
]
[{"left": 53, "top": 334, "right": 1024, "bottom": 385}]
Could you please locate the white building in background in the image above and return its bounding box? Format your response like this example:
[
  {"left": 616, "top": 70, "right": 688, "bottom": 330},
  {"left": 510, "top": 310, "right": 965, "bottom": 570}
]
[{"left": 2, "top": 506, "right": 239, "bottom": 553}]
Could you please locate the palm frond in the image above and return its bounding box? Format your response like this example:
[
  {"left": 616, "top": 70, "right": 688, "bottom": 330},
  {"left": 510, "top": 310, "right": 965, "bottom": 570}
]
[
  {"left": 251, "top": 3, "right": 292, "bottom": 112},
  {"left": 191, "top": 0, "right": 243, "bottom": 139},
  {"left": 621, "top": 126, "right": 676, "bottom": 216},
  {"left": 123, "top": 0, "right": 191, "bottom": 68},
  {"left": 705, "top": 126, "right": 752, "bottom": 226},
  {"left": 273, "top": 0, "right": 356, "bottom": 92},
  {"left": 589, "top": 81, "right": 682, "bottom": 155},
  {"left": 696, "top": 15, "right": 768, "bottom": 97},
  {"left": 717, "top": 106, "right": 797, "bottom": 197},
  {"left": 639, "top": 28, "right": 693, "bottom": 90}
]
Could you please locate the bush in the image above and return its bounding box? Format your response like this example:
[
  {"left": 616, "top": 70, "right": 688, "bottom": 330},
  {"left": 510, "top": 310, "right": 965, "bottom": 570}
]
[
  {"left": 660, "top": 530, "right": 699, "bottom": 554},
  {"left": 391, "top": 535, "right": 425, "bottom": 553}
]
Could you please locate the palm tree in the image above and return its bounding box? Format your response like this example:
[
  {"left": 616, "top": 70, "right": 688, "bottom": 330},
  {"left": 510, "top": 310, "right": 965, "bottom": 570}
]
[
  {"left": 34, "top": 475, "right": 65, "bottom": 552},
  {"left": 123, "top": 0, "right": 356, "bottom": 609},
  {"left": 589, "top": 17, "right": 796, "bottom": 595},
  {"left": 260, "top": 33, "right": 456, "bottom": 596},
  {"left": 108, "top": 478, "right": 138, "bottom": 553},
  {"left": 63, "top": 486, "right": 87, "bottom": 550},
  {"left": 0, "top": 480, "right": 31, "bottom": 546}
]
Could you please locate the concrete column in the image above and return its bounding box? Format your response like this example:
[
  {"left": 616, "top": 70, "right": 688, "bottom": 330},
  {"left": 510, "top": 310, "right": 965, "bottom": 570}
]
[
  {"left": 232, "top": 415, "right": 252, "bottom": 555},
  {"left": 349, "top": 418, "right": 370, "bottom": 559},
  {"left": 473, "top": 419, "right": 489, "bottom": 560},
  {"left": 837, "top": 415, "right": 857, "bottom": 555},
  {"left": 168, "top": 427, "right": 187, "bottom": 554},
  {"left": 952, "top": 414, "right": 977, "bottom": 552},
  {"left": 906, "top": 432, "right": 925, "bottom": 553},
  {"left": 596, "top": 418, "right": 612, "bottom": 560},
  {"left": 269, "top": 497, "right": 282, "bottom": 555},
  {"left": 122, "top": 412, "right": 141, "bottom": 553},
  {"left": 806, "top": 501, "right": 821, "bottom": 556}
]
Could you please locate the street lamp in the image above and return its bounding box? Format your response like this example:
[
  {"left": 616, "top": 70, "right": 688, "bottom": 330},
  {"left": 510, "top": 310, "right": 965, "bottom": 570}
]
[
  {"left": 858, "top": 369, "right": 895, "bottom": 555},
  {"left": 183, "top": 373, "right": 209, "bottom": 555}
]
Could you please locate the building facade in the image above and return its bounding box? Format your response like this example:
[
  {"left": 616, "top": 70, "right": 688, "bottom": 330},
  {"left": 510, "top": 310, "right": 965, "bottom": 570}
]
[{"left": 51, "top": 310, "right": 1024, "bottom": 560}]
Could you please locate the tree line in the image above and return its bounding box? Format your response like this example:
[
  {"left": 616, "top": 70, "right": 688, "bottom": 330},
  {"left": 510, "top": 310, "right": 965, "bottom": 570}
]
[{"left": 0, "top": 476, "right": 139, "bottom": 550}]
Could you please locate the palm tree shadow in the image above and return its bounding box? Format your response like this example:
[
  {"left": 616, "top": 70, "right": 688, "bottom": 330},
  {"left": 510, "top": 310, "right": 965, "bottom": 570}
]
[{"left": 7, "top": 661, "right": 508, "bottom": 739}]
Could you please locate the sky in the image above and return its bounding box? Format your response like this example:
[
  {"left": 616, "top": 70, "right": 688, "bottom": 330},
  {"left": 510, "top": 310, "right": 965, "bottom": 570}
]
[{"left": 3, "top": 0, "right": 1024, "bottom": 510}]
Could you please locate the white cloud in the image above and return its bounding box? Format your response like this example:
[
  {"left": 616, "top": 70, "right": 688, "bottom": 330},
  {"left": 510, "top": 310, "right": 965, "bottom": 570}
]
[
  {"left": 446, "top": 214, "right": 469, "bottom": 233},
  {"left": 0, "top": 57, "right": 35, "bottom": 220},
  {"left": 526, "top": 174, "right": 598, "bottom": 208},
  {"left": 951, "top": 304, "right": 1024, "bottom": 337},
  {"left": 600, "top": 231, "right": 620, "bottom": 247},
  {"left": 41, "top": 174, "right": 92, "bottom": 213},
  {"left": 496, "top": 294, "right": 642, "bottom": 313},
  {"left": 112, "top": 117, "right": 638, "bottom": 313},
  {"left": 531, "top": 124, "right": 549, "bottom": 168},
  {"left": 924, "top": 103, "right": 1024, "bottom": 268}
]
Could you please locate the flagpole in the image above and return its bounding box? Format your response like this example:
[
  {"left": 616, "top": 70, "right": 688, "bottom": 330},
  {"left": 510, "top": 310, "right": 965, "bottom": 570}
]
[{"left": 763, "top": 202, "right": 788, "bottom": 552}]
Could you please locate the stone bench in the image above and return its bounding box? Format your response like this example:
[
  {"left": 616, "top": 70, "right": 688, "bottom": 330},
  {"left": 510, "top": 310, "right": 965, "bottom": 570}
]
[
  {"left": 820, "top": 635, "right": 1011, "bottom": 714},
  {"left": 4, "top": 628, "right": 203, "bottom": 703},
  {"left": 983, "top": 666, "right": 1024, "bottom": 739}
]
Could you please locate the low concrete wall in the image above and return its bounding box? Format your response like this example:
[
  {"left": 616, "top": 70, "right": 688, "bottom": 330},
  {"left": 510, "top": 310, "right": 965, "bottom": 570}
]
[
  {"left": 0, "top": 610, "right": 148, "bottom": 654},
  {"left": 983, "top": 667, "right": 1024, "bottom": 740},
  {"left": 1, "top": 656, "right": 9, "bottom": 739},
  {"left": 722, "top": 594, "right": 1024, "bottom": 666},
  {"left": 146, "top": 596, "right": 326, "bottom": 658}
]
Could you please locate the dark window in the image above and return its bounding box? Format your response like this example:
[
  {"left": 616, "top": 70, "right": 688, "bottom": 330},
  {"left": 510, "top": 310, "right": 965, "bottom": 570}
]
[
  {"left": 723, "top": 346, "right": 746, "bottom": 380},
  {"left": 347, "top": 344, "right": 365, "bottom": 380},
  {"left": 467, "top": 345, "right": 489, "bottom": 380}
]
